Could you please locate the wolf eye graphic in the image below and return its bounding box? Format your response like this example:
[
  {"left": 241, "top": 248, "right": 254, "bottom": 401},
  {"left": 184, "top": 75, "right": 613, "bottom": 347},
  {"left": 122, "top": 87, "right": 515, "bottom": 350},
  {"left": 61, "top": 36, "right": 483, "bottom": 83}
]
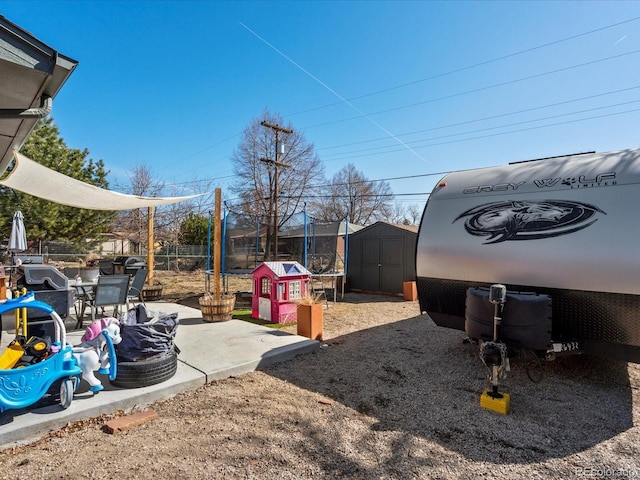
[{"left": 454, "top": 200, "right": 605, "bottom": 244}]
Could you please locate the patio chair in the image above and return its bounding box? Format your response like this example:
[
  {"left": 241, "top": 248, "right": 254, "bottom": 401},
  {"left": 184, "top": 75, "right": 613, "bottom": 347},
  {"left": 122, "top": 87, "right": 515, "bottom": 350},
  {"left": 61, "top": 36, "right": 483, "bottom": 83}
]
[
  {"left": 87, "top": 274, "right": 131, "bottom": 323},
  {"left": 65, "top": 267, "right": 92, "bottom": 322},
  {"left": 63, "top": 267, "right": 79, "bottom": 279},
  {"left": 127, "top": 268, "right": 148, "bottom": 310}
]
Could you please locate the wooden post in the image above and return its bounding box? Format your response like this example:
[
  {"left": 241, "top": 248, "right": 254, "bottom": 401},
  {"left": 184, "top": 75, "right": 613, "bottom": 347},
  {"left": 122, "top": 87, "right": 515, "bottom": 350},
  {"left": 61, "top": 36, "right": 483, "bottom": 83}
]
[
  {"left": 147, "top": 206, "right": 154, "bottom": 285},
  {"left": 213, "top": 188, "right": 221, "bottom": 298}
]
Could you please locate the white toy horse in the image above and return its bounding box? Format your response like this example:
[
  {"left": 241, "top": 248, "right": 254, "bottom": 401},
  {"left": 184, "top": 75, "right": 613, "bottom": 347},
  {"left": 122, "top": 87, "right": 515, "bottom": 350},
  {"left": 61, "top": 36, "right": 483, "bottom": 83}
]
[{"left": 72, "top": 318, "right": 122, "bottom": 392}]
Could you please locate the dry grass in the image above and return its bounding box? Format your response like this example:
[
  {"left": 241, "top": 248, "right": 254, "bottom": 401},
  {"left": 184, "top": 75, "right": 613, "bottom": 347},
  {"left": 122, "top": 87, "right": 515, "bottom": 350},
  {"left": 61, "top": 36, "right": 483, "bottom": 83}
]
[{"left": 153, "top": 270, "right": 252, "bottom": 301}]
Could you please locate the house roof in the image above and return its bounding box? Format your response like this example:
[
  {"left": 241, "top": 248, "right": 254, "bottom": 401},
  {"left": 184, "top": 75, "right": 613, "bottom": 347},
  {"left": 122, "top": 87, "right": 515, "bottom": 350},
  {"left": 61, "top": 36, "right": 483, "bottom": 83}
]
[
  {"left": 254, "top": 261, "right": 311, "bottom": 277},
  {"left": 279, "top": 220, "right": 364, "bottom": 239},
  {"left": 351, "top": 221, "right": 419, "bottom": 236},
  {"left": 389, "top": 223, "right": 419, "bottom": 233},
  {"left": 0, "top": 15, "right": 78, "bottom": 175}
]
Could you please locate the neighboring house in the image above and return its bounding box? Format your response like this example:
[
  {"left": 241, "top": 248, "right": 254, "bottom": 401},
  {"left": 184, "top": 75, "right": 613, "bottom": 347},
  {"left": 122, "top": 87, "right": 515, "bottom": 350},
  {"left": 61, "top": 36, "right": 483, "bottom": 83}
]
[
  {"left": 225, "top": 226, "right": 268, "bottom": 271},
  {"left": 225, "top": 219, "right": 364, "bottom": 273},
  {"left": 347, "top": 222, "right": 418, "bottom": 295},
  {"left": 99, "top": 232, "right": 133, "bottom": 255},
  {"left": 278, "top": 220, "right": 364, "bottom": 273}
]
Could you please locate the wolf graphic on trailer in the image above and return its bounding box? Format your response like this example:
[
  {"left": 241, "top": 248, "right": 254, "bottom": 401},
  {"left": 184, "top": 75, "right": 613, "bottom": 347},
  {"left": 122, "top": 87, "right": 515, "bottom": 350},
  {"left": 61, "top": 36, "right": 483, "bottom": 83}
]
[{"left": 416, "top": 147, "right": 640, "bottom": 366}]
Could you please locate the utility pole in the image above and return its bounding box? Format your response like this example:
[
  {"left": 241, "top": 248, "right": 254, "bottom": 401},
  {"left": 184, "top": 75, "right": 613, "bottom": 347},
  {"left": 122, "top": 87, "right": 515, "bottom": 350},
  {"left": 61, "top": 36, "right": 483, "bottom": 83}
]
[{"left": 260, "top": 120, "right": 292, "bottom": 261}]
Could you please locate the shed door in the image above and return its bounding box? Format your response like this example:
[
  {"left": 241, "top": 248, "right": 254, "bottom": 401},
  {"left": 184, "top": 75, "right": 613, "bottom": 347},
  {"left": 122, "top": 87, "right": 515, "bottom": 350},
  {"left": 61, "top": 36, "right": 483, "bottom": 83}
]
[
  {"left": 361, "top": 239, "right": 381, "bottom": 291},
  {"left": 380, "top": 238, "right": 403, "bottom": 293},
  {"left": 360, "top": 237, "right": 403, "bottom": 293}
]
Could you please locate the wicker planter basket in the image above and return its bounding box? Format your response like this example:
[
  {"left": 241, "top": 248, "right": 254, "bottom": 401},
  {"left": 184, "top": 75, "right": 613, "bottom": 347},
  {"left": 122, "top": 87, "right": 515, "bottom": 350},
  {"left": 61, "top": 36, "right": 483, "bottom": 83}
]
[
  {"left": 199, "top": 293, "right": 236, "bottom": 322},
  {"left": 142, "top": 283, "right": 163, "bottom": 301}
]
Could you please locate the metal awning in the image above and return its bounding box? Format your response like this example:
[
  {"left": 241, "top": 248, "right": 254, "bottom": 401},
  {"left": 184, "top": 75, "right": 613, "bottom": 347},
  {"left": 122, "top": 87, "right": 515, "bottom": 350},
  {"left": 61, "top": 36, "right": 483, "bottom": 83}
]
[{"left": 0, "top": 14, "right": 78, "bottom": 175}]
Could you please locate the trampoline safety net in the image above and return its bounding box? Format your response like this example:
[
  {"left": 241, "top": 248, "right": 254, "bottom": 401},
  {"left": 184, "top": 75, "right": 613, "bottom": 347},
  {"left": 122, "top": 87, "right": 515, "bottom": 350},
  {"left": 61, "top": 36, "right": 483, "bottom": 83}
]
[{"left": 223, "top": 211, "right": 343, "bottom": 274}]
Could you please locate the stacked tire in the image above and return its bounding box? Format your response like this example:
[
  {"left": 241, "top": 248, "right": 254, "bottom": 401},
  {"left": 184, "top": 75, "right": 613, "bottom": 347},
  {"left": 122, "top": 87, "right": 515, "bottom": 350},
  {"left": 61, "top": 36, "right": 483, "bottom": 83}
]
[
  {"left": 112, "top": 307, "right": 179, "bottom": 389},
  {"left": 111, "top": 347, "right": 179, "bottom": 388}
]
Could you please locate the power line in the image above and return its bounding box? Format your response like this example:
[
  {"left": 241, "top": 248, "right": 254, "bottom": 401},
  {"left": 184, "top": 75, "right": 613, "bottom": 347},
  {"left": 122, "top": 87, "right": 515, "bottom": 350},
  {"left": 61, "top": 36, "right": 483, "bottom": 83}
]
[
  {"left": 117, "top": 102, "right": 640, "bottom": 192},
  {"left": 303, "top": 49, "right": 640, "bottom": 130},
  {"left": 322, "top": 106, "right": 640, "bottom": 161},
  {"left": 150, "top": 17, "right": 640, "bottom": 181},
  {"left": 306, "top": 171, "right": 449, "bottom": 189},
  {"left": 224, "top": 192, "right": 432, "bottom": 211},
  {"left": 321, "top": 99, "right": 640, "bottom": 160},
  {"left": 286, "top": 15, "right": 640, "bottom": 118},
  {"left": 151, "top": 104, "right": 640, "bottom": 189},
  {"left": 140, "top": 92, "right": 640, "bottom": 191},
  {"left": 240, "top": 22, "right": 427, "bottom": 163},
  {"left": 318, "top": 85, "right": 640, "bottom": 152}
]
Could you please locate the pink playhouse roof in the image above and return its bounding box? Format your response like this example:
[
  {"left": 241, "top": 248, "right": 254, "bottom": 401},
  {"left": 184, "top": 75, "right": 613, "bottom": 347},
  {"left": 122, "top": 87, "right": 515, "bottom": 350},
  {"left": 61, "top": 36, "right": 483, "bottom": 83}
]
[{"left": 256, "top": 261, "right": 311, "bottom": 278}]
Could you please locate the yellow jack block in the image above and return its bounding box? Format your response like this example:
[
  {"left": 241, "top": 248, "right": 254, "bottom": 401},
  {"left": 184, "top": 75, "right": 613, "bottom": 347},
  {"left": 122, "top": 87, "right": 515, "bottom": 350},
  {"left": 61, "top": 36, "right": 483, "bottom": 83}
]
[{"left": 480, "top": 388, "right": 510, "bottom": 415}]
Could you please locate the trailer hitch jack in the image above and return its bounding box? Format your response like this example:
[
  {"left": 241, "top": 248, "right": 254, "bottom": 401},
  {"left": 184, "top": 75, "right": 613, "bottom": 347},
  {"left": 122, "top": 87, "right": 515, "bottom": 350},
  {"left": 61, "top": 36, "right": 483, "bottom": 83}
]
[{"left": 480, "top": 284, "right": 511, "bottom": 414}]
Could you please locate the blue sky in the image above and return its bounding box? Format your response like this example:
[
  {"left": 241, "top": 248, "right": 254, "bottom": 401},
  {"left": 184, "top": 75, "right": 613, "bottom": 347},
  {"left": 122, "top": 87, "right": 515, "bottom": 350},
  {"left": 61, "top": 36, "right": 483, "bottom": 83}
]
[{"left": 3, "top": 1, "right": 640, "bottom": 213}]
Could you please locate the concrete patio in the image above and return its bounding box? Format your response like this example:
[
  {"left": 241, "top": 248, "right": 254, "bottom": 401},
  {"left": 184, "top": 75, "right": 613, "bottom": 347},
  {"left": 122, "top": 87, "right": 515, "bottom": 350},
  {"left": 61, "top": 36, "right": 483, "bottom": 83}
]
[{"left": 0, "top": 301, "right": 319, "bottom": 448}]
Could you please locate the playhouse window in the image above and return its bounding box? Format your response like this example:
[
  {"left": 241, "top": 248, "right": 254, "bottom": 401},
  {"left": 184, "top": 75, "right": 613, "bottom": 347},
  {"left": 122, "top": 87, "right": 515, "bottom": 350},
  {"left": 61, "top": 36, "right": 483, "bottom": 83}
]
[
  {"left": 289, "top": 280, "right": 302, "bottom": 300},
  {"left": 260, "top": 277, "right": 271, "bottom": 298}
]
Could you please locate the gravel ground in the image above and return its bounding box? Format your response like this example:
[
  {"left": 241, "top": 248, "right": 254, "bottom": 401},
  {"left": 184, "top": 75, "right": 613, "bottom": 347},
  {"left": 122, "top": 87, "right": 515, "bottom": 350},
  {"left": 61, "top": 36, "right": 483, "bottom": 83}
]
[{"left": 0, "top": 288, "right": 638, "bottom": 479}]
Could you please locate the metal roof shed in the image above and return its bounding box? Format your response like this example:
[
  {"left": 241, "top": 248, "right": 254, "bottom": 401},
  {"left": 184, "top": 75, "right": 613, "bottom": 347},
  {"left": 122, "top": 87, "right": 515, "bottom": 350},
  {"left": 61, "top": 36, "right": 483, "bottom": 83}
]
[{"left": 347, "top": 222, "right": 418, "bottom": 295}]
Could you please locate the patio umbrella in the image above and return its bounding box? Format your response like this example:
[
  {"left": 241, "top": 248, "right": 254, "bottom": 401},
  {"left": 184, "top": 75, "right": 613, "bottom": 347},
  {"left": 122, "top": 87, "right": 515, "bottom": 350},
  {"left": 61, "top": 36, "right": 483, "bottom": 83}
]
[
  {"left": 9, "top": 211, "right": 27, "bottom": 254},
  {"left": 8, "top": 210, "right": 27, "bottom": 286}
]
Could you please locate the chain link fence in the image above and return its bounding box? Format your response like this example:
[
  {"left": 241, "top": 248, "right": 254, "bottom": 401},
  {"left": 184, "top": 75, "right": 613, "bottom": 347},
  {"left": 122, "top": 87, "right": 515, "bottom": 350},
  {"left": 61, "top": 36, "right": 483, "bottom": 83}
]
[
  {"left": 20, "top": 241, "right": 209, "bottom": 272},
  {"left": 16, "top": 212, "right": 347, "bottom": 274}
]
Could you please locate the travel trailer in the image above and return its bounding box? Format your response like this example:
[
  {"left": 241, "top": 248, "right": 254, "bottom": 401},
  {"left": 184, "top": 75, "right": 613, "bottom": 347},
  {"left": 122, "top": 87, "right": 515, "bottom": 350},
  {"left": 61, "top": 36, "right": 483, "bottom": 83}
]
[{"left": 416, "top": 147, "right": 640, "bottom": 364}]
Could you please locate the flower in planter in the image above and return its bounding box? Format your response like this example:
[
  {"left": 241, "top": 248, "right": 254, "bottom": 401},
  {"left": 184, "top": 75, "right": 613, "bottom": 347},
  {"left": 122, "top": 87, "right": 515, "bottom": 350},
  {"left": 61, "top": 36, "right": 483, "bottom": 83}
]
[
  {"left": 85, "top": 254, "right": 101, "bottom": 267},
  {"left": 294, "top": 293, "right": 324, "bottom": 306}
]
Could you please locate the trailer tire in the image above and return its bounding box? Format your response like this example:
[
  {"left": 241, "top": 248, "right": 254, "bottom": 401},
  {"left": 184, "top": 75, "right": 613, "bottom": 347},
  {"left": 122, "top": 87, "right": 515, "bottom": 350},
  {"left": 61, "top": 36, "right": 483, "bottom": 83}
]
[{"left": 111, "top": 349, "right": 178, "bottom": 389}]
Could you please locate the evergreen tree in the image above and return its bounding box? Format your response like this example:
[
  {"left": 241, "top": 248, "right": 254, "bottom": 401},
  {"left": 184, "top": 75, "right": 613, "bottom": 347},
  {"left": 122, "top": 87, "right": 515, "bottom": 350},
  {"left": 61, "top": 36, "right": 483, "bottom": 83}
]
[
  {"left": 179, "top": 213, "right": 210, "bottom": 246},
  {"left": 0, "top": 117, "right": 117, "bottom": 250}
]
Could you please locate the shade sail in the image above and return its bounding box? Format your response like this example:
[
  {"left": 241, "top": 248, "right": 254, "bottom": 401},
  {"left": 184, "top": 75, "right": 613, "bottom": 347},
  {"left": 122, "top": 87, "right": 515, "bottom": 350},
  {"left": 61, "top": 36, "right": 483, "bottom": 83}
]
[{"left": 0, "top": 151, "right": 199, "bottom": 210}]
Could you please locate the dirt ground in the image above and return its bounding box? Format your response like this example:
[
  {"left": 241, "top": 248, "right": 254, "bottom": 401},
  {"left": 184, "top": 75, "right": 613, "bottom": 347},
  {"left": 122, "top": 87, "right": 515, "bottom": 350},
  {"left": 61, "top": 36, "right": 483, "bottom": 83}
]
[{"left": 0, "top": 270, "right": 638, "bottom": 479}]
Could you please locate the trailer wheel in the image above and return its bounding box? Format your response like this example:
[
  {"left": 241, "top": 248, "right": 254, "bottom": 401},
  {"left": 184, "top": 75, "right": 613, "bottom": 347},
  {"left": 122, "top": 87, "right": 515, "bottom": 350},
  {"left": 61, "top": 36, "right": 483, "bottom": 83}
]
[
  {"left": 519, "top": 349, "right": 544, "bottom": 383},
  {"left": 60, "top": 378, "right": 75, "bottom": 409},
  {"left": 111, "top": 349, "right": 178, "bottom": 389}
]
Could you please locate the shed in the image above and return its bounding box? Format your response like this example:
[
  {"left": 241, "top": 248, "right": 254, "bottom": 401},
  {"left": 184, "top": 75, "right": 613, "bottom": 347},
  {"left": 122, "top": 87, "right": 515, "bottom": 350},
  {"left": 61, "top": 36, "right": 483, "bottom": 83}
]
[
  {"left": 252, "top": 261, "right": 311, "bottom": 324},
  {"left": 347, "top": 222, "right": 418, "bottom": 295}
]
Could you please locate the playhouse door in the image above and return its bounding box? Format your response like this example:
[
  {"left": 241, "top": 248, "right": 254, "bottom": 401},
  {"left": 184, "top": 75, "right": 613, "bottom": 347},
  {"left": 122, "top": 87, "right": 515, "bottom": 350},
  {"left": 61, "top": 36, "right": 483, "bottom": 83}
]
[{"left": 258, "top": 297, "right": 271, "bottom": 321}]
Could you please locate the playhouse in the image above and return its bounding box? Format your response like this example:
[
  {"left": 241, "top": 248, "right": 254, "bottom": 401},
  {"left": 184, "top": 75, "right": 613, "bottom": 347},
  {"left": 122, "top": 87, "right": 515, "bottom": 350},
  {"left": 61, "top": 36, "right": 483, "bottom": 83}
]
[{"left": 252, "top": 261, "right": 311, "bottom": 323}]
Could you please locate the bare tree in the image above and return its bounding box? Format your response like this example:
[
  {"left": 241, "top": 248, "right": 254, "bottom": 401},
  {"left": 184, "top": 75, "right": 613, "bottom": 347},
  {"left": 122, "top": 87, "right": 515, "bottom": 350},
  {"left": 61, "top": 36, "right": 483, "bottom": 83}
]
[
  {"left": 110, "top": 165, "right": 164, "bottom": 253},
  {"left": 389, "top": 201, "right": 424, "bottom": 225},
  {"left": 230, "top": 109, "right": 323, "bottom": 258},
  {"left": 179, "top": 179, "right": 215, "bottom": 218},
  {"left": 407, "top": 203, "right": 424, "bottom": 225},
  {"left": 164, "top": 180, "right": 215, "bottom": 248},
  {"left": 310, "top": 164, "right": 393, "bottom": 225}
]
